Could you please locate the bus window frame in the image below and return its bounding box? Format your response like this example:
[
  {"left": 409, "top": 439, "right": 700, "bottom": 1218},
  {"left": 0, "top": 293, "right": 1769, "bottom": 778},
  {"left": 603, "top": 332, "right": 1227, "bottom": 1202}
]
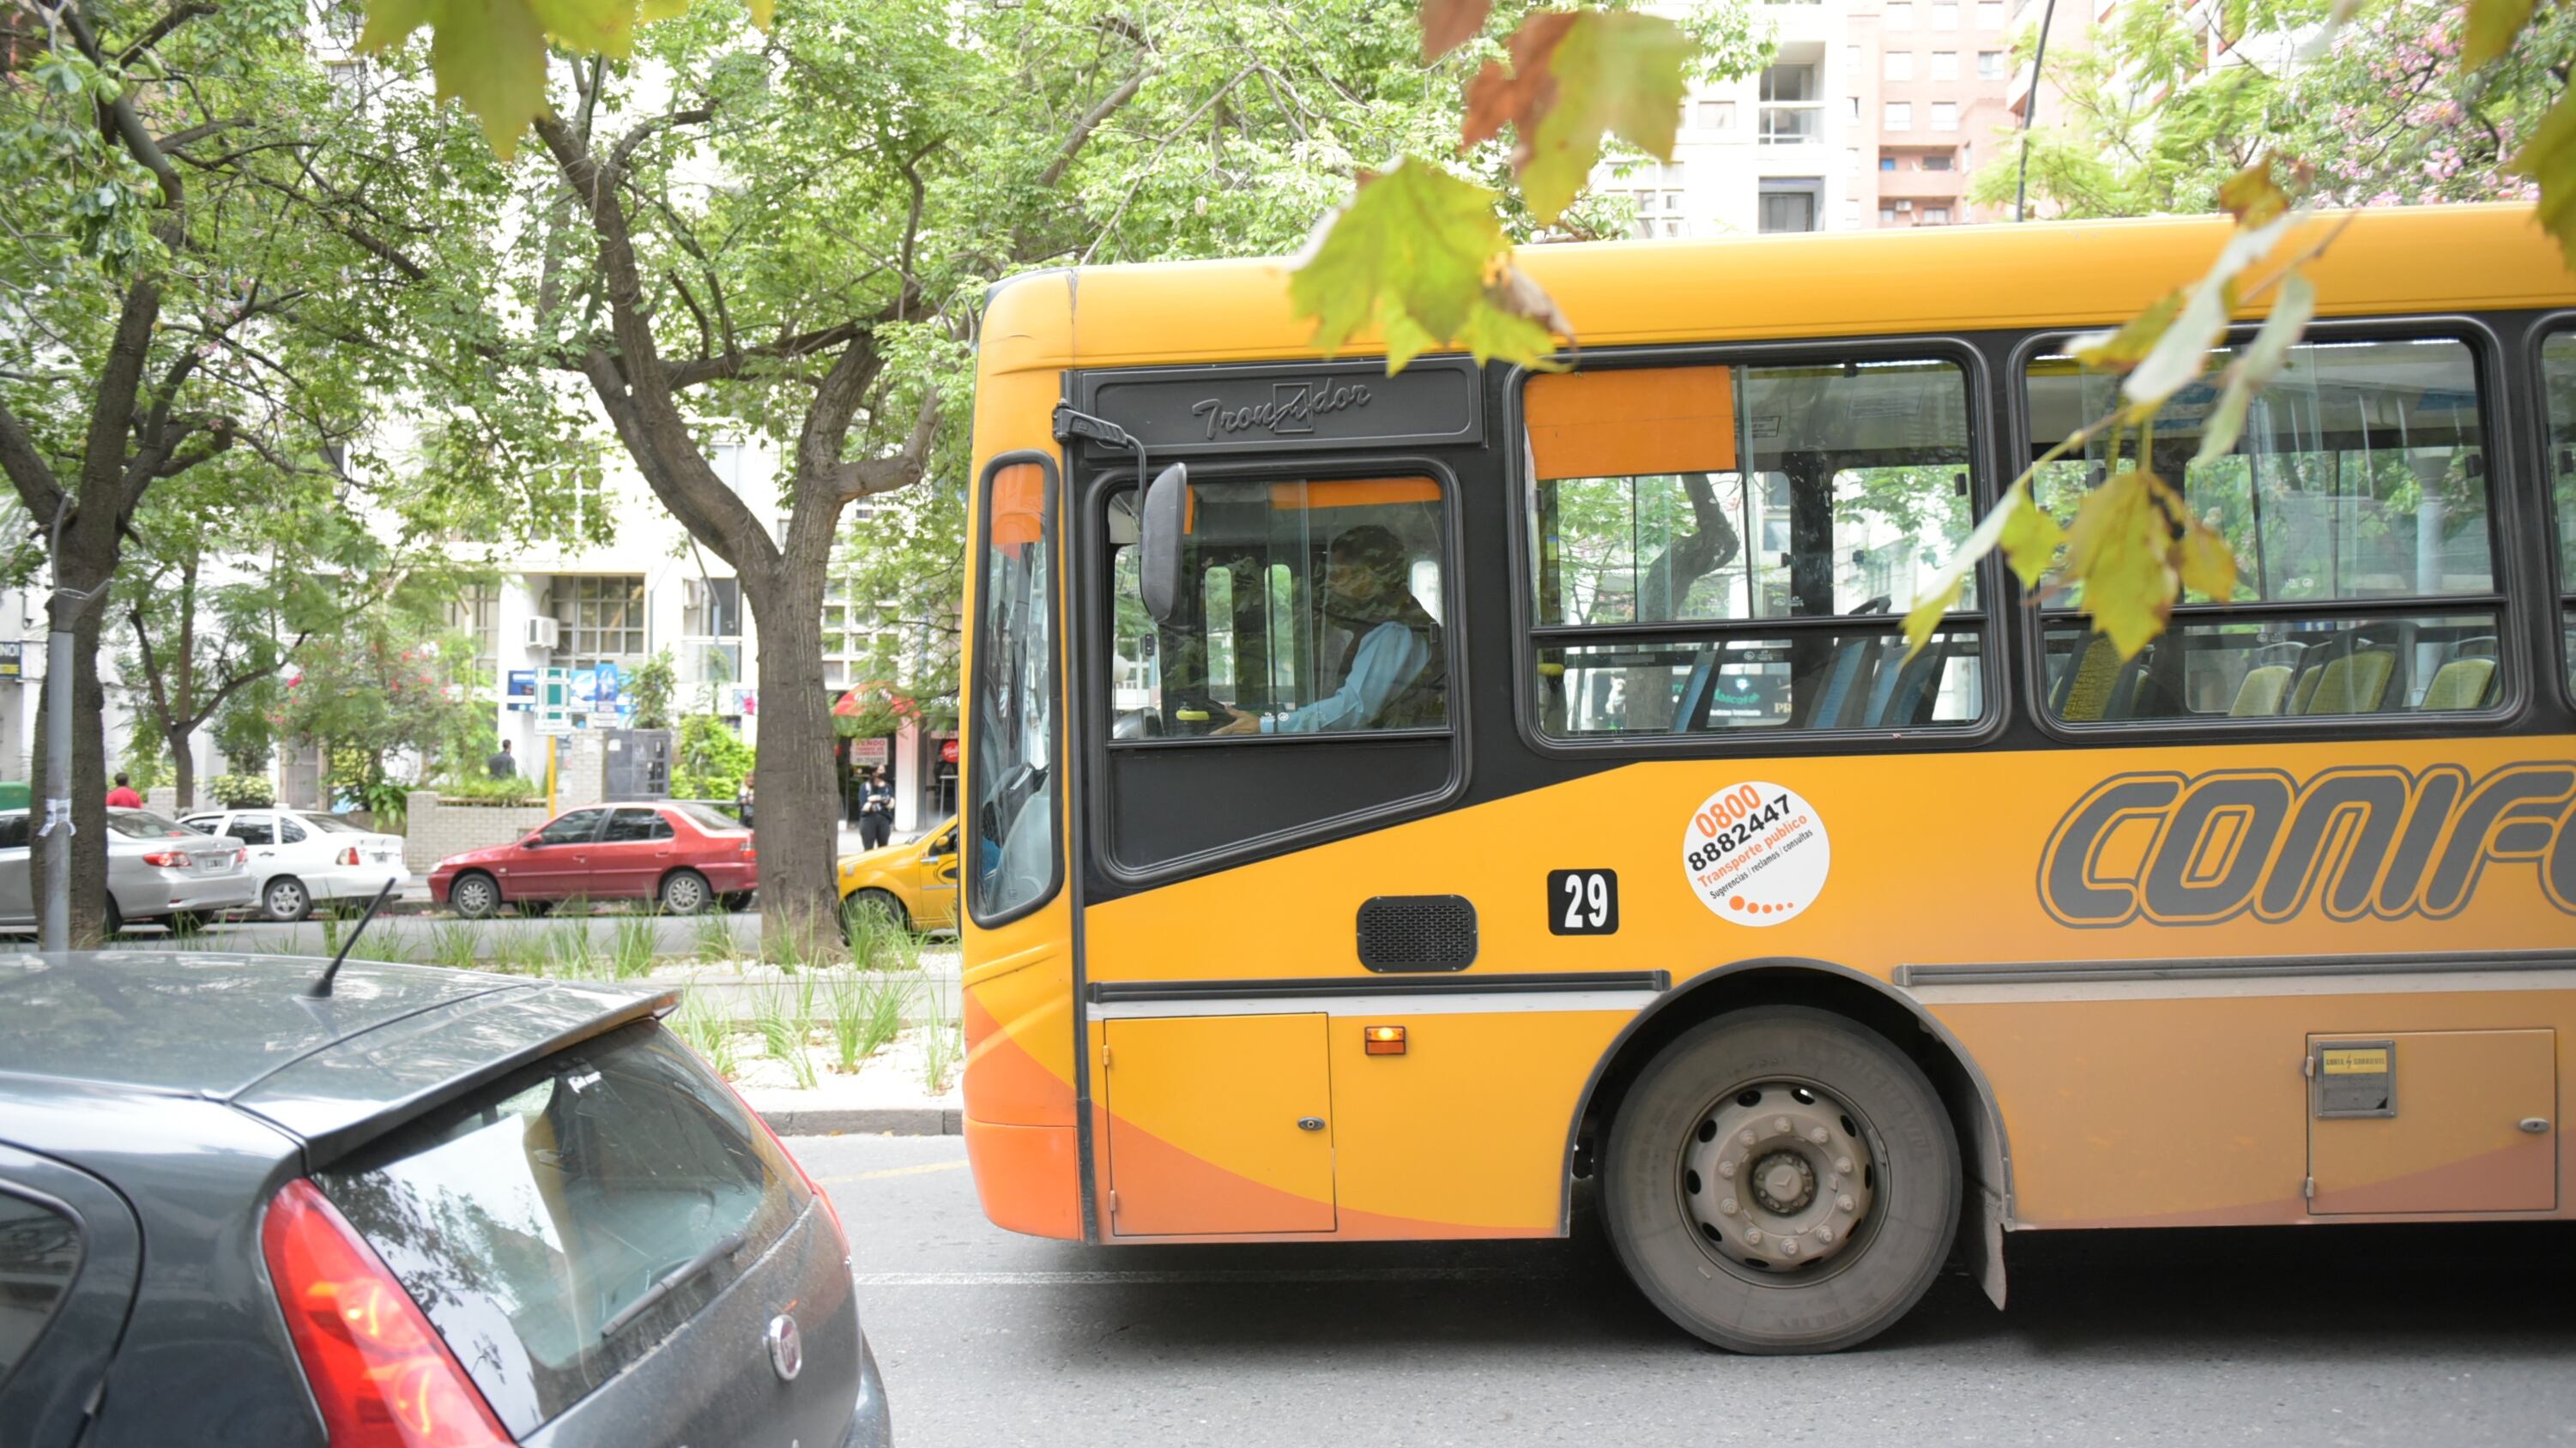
[
  {"left": 2519, "top": 310, "right": 2576, "bottom": 720},
  {"left": 964, "top": 448, "right": 1066, "bottom": 932},
  {"left": 1499, "top": 335, "right": 2013, "bottom": 760},
  {"left": 2005, "top": 312, "right": 2531, "bottom": 744},
  {"left": 1072, "top": 451, "right": 1472, "bottom": 890}
]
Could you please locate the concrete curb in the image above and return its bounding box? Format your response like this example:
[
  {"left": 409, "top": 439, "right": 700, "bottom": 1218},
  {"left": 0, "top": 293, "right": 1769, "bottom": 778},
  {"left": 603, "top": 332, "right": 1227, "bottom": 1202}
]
[{"left": 759, "top": 1107, "right": 962, "bottom": 1137}]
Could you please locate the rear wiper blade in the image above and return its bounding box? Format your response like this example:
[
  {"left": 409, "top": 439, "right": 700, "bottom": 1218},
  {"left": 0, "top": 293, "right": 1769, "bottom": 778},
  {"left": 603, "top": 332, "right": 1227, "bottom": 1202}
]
[{"left": 598, "top": 1229, "right": 747, "bottom": 1341}]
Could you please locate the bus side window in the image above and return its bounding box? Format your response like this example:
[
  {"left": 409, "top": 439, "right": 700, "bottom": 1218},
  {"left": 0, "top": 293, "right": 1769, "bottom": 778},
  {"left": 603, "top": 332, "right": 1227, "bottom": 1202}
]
[
  {"left": 2537, "top": 331, "right": 2576, "bottom": 697},
  {"left": 1525, "top": 359, "right": 1986, "bottom": 738},
  {"left": 2025, "top": 335, "right": 2501, "bottom": 723}
]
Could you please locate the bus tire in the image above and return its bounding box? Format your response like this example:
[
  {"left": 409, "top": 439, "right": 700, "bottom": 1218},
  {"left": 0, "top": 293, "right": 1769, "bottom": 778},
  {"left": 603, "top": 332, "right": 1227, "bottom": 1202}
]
[{"left": 1603, "top": 1005, "right": 1959, "bottom": 1354}]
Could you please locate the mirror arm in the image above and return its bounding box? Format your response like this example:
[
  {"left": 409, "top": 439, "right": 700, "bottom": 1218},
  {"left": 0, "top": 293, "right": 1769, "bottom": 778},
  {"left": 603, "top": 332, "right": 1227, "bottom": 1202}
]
[{"left": 1049, "top": 406, "right": 1148, "bottom": 490}]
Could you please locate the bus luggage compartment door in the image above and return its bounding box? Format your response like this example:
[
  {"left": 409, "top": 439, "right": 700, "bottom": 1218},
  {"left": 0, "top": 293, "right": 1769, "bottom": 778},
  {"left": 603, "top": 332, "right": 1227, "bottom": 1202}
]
[
  {"left": 1104, "top": 1013, "right": 1335, "bottom": 1236},
  {"left": 2307, "top": 1029, "right": 2556, "bottom": 1216}
]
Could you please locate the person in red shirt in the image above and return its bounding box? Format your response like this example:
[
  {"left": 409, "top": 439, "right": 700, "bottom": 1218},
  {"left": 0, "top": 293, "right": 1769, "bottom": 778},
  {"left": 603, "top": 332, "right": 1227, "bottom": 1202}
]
[{"left": 104, "top": 773, "right": 143, "bottom": 808}]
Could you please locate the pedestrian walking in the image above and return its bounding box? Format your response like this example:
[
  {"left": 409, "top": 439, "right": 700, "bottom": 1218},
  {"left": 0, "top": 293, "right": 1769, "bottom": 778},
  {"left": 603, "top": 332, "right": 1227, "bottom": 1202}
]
[
  {"left": 105, "top": 773, "right": 142, "bottom": 808},
  {"left": 857, "top": 766, "right": 893, "bottom": 850},
  {"left": 487, "top": 739, "right": 517, "bottom": 779}
]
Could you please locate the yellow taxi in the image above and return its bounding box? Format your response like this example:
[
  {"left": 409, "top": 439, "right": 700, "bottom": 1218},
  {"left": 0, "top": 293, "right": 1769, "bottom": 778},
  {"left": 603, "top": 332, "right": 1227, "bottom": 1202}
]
[{"left": 836, "top": 815, "right": 959, "bottom": 933}]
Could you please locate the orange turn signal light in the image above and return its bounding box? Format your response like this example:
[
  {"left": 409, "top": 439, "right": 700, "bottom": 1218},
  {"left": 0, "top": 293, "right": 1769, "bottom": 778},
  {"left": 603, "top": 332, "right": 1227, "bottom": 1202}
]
[{"left": 1363, "top": 1024, "right": 1406, "bottom": 1056}]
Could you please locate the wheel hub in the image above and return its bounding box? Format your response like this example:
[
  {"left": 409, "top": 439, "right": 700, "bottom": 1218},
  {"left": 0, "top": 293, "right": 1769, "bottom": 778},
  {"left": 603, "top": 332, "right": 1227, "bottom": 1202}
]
[{"left": 1683, "top": 1084, "right": 1875, "bottom": 1270}]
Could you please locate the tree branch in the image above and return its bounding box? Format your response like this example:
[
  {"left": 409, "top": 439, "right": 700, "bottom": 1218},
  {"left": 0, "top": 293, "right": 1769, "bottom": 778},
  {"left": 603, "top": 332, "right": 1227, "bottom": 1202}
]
[
  {"left": 1037, "top": 67, "right": 1148, "bottom": 188},
  {"left": 829, "top": 389, "right": 940, "bottom": 503},
  {"left": 116, "top": 0, "right": 214, "bottom": 64},
  {"left": 0, "top": 398, "right": 64, "bottom": 520}
]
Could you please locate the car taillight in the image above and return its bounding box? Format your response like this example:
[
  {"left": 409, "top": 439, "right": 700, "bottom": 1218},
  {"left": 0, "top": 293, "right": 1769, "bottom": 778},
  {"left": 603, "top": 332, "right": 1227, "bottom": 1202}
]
[
  {"left": 339, "top": 848, "right": 361, "bottom": 866},
  {"left": 141, "top": 850, "right": 188, "bottom": 867},
  {"left": 720, "top": 1077, "right": 844, "bottom": 1252},
  {"left": 739, "top": 839, "right": 756, "bottom": 857},
  {"left": 261, "top": 1179, "right": 513, "bottom": 1447}
]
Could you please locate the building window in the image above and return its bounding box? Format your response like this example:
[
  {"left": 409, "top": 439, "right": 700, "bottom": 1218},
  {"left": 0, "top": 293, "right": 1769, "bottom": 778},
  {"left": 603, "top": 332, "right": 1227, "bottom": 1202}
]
[
  {"left": 1930, "top": 50, "right": 1959, "bottom": 79},
  {"left": 1887, "top": 1, "right": 1913, "bottom": 25},
  {"left": 1879, "top": 205, "right": 1898, "bottom": 223},
  {"left": 1977, "top": 49, "right": 2005, "bottom": 77},
  {"left": 444, "top": 583, "right": 500, "bottom": 684},
  {"left": 1923, "top": 151, "right": 1956, "bottom": 171},
  {"left": 1847, "top": 96, "right": 1861, "bottom": 120},
  {"left": 1662, "top": 160, "right": 1688, "bottom": 185},
  {"left": 1884, "top": 50, "right": 1912, "bottom": 80},
  {"left": 1925, "top": 206, "right": 1951, "bottom": 224},
  {"left": 1932, "top": 101, "right": 1958, "bottom": 130},
  {"left": 547, "top": 576, "right": 647, "bottom": 671},
  {"left": 1760, "top": 63, "right": 1823, "bottom": 143},
  {"left": 1976, "top": 0, "right": 2004, "bottom": 25},
  {"left": 1879, "top": 155, "right": 1898, "bottom": 172},
  {"left": 1701, "top": 99, "right": 1736, "bottom": 128},
  {"left": 1932, "top": 2, "right": 1960, "bottom": 27},
  {"left": 1757, "top": 179, "right": 1823, "bottom": 233},
  {"left": 1885, "top": 102, "right": 1912, "bottom": 130}
]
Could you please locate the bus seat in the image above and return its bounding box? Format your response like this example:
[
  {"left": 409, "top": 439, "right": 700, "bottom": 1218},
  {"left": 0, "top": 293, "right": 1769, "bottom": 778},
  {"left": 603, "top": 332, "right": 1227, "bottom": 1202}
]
[
  {"left": 2227, "top": 665, "right": 2294, "bottom": 716},
  {"left": 2419, "top": 656, "right": 2496, "bottom": 711},
  {"left": 1863, "top": 640, "right": 1944, "bottom": 727},
  {"left": 1672, "top": 649, "right": 1719, "bottom": 731},
  {"left": 1805, "top": 636, "right": 1879, "bottom": 729},
  {"left": 2299, "top": 649, "right": 2396, "bottom": 715},
  {"left": 2051, "top": 635, "right": 2124, "bottom": 721}
]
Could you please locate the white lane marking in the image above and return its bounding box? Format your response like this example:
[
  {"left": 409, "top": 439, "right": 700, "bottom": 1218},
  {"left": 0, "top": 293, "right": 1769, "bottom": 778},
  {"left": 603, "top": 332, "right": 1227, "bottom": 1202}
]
[
  {"left": 1085, "top": 992, "right": 1653, "bottom": 1018},
  {"left": 850, "top": 1266, "right": 1570, "bottom": 1286}
]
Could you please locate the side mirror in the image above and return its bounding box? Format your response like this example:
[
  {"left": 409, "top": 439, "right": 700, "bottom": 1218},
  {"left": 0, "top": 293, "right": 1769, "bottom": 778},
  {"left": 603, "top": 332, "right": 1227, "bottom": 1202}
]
[
  {"left": 1138, "top": 462, "right": 1190, "bottom": 625},
  {"left": 522, "top": 836, "right": 543, "bottom": 849}
]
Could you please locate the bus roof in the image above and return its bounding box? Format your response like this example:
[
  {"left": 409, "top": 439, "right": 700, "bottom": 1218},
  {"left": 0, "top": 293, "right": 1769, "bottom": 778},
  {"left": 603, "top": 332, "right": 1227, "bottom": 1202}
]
[{"left": 980, "top": 204, "right": 2571, "bottom": 376}]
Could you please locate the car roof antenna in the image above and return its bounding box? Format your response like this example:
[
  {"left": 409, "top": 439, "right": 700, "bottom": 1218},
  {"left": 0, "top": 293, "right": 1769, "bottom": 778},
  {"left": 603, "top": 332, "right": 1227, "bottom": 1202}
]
[{"left": 308, "top": 878, "right": 400, "bottom": 998}]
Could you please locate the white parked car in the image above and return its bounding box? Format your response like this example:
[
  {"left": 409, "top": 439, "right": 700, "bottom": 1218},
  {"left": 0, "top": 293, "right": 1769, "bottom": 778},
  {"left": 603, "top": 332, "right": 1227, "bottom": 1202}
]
[{"left": 178, "top": 807, "right": 407, "bottom": 921}]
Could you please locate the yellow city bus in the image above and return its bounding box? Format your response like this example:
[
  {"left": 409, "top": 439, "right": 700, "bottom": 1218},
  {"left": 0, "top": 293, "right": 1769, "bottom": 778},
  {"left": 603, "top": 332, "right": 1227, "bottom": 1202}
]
[{"left": 955, "top": 204, "right": 2575, "bottom": 1353}]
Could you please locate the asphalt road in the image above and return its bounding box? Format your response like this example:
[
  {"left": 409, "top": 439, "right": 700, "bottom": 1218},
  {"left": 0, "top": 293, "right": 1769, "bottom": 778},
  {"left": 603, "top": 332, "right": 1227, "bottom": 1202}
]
[{"left": 802, "top": 1134, "right": 2576, "bottom": 1448}]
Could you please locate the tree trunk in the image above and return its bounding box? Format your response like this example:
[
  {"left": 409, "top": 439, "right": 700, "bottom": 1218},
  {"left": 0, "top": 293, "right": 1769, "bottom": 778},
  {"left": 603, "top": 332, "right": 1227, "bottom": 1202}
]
[
  {"left": 746, "top": 565, "right": 840, "bottom": 952},
  {"left": 33, "top": 576, "right": 113, "bottom": 945},
  {"left": 166, "top": 724, "right": 196, "bottom": 816}
]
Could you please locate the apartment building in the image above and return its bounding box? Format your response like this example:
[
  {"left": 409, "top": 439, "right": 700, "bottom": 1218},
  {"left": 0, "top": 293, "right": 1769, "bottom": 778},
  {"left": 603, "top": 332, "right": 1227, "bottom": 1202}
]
[{"left": 1613, "top": 0, "right": 2019, "bottom": 235}]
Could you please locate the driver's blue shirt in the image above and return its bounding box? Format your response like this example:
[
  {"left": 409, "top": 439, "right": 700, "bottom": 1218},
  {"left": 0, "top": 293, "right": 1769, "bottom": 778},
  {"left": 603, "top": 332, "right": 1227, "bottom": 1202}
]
[{"left": 1258, "top": 621, "right": 1431, "bottom": 733}]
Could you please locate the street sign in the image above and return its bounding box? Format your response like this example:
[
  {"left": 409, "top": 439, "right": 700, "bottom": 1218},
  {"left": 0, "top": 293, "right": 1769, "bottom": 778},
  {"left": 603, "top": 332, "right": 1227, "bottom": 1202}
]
[
  {"left": 505, "top": 668, "right": 535, "bottom": 710},
  {"left": 537, "top": 666, "right": 572, "bottom": 734},
  {"left": 851, "top": 737, "right": 889, "bottom": 767}
]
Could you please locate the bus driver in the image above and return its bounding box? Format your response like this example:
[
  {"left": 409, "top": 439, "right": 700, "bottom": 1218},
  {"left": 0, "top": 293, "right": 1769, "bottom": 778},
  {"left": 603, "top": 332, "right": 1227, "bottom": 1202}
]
[{"left": 1212, "top": 523, "right": 1442, "bottom": 734}]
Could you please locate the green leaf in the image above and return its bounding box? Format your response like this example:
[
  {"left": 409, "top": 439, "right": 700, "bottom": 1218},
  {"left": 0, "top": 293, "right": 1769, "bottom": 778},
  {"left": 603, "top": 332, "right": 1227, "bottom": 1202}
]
[
  {"left": 2463, "top": 0, "right": 2537, "bottom": 71},
  {"left": 2216, "top": 156, "right": 2287, "bottom": 228},
  {"left": 2513, "top": 78, "right": 2576, "bottom": 269},
  {"left": 2064, "top": 469, "right": 2177, "bottom": 660},
  {"left": 1900, "top": 575, "right": 1967, "bottom": 662},
  {"left": 1519, "top": 12, "right": 1693, "bottom": 225},
  {"left": 2194, "top": 272, "right": 2315, "bottom": 465},
  {"left": 1996, "top": 481, "right": 2065, "bottom": 590},
  {"left": 1900, "top": 475, "right": 2032, "bottom": 661},
  {"left": 2177, "top": 516, "right": 2238, "bottom": 602},
  {"left": 357, "top": 0, "right": 439, "bottom": 52},
  {"left": 1289, "top": 160, "right": 1562, "bottom": 372},
  {"left": 2066, "top": 291, "right": 2184, "bottom": 371},
  {"left": 426, "top": 0, "right": 553, "bottom": 158},
  {"left": 2121, "top": 210, "right": 2295, "bottom": 413}
]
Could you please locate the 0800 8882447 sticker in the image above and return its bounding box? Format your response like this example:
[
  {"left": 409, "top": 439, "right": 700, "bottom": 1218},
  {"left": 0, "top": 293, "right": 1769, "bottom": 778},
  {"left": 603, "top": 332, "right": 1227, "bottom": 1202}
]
[{"left": 1680, "top": 781, "right": 1830, "bottom": 926}]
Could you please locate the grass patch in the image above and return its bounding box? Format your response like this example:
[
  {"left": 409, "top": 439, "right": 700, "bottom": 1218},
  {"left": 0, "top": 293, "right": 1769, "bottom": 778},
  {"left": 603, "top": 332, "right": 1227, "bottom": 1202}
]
[
  {"left": 487, "top": 928, "right": 551, "bottom": 976},
  {"left": 547, "top": 919, "right": 603, "bottom": 980},
  {"left": 753, "top": 982, "right": 818, "bottom": 1089},
  {"left": 843, "top": 897, "right": 922, "bottom": 973},
  {"left": 427, "top": 921, "right": 481, "bottom": 970},
  {"left": 673, "top": 989, "right": 738, "bottom": 1078},
  {"left": 918, "top": 980, "right": 962, "bottom": 1096},
  {"left": 825, "top": 969, "right": 911, "bottom": 1074},
  {"left": 609, "top": 914, "right": 658, "bottom": 980},
  {"left": 693, "top": 911, "right": 740, "bottom": 965}
]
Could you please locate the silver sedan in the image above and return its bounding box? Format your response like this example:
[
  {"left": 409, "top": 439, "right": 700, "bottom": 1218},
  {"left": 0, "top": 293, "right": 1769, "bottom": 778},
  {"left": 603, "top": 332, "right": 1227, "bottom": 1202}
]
[{"left": 0, "top": 806, "right": 254, "bottom": 933}]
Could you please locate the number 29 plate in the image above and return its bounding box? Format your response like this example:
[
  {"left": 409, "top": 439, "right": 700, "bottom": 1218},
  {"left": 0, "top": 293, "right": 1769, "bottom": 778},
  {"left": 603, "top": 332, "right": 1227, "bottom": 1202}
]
[{"left": 1548, "top": 869, "right": 1619, "bottom": 936}]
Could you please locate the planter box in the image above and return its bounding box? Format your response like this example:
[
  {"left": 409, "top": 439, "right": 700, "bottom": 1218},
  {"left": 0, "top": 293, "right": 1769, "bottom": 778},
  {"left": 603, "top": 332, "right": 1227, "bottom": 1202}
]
[{"left": 404, "top": 791, "right": 549, "bottom": 874}]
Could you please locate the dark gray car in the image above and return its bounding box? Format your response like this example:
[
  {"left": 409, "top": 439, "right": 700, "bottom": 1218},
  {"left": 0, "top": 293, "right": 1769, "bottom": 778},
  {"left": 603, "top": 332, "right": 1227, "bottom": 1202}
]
[{"left": 0, "top": 951, "right": 892, "bottom": 1447}]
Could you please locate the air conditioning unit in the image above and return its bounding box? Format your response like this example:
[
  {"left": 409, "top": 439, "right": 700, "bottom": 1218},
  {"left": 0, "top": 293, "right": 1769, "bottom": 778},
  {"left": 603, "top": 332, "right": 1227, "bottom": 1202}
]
[{"left": 524, "top": 617, "right": 560, "bottom": 649}]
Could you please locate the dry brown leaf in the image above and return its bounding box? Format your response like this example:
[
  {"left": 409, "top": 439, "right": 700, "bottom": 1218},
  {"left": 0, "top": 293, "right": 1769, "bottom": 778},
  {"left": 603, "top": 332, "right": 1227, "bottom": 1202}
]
[{"left": 1422, "top": 0, "right": 1494, "bottom": 62}]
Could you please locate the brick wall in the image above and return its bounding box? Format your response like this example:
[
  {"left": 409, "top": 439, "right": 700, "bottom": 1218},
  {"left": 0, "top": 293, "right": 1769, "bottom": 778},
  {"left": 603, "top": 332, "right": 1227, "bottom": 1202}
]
[{"left": 404, "top": 791, "right": 549, "bottom": 873}]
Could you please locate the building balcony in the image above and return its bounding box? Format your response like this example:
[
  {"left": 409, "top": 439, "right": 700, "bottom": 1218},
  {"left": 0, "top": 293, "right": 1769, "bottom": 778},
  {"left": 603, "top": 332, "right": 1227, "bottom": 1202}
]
[{"left": 1758, "top": 103, "right": 1825, "bottom": 145}]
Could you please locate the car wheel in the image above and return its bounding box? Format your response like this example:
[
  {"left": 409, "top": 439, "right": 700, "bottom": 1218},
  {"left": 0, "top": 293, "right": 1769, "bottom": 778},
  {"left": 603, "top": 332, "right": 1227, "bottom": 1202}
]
[
  {"left": 100, "top": 896, "right": 122, "bottom": 940},
  {"left": 720, "top": 891, "right": 755, "bottom": 913},
  {"left": 658, "top": 869, "right": 712, "bottom": 916},
  {"left": 262, "top": 876, "right": 312, "bottom": 923},
  {"left": 1603, "top": 1005, "right": 1960, "bottom": 1355},
  {"left": 841, "top": 889, "right": 910, "bottom": 941},
  {"left": 450, "top": 872, "right": 501, "bottom": 920}
]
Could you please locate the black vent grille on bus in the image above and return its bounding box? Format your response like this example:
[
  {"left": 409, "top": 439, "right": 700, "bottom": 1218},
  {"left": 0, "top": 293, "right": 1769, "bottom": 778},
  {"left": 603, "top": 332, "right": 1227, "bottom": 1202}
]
[{"left": 1355, "top": 896, "right": 1478, "bottom": 973}]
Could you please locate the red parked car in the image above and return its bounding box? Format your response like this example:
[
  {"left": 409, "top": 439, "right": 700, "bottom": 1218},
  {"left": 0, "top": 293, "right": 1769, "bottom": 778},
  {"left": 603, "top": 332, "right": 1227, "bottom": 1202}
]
[{"left": 430, "top": 800, "right": 757, "bottom": 917}]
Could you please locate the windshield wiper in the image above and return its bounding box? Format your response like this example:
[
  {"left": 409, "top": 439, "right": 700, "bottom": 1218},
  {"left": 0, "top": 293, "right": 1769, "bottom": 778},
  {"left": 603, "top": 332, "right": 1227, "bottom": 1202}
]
[{"left": 598, "top": 1229, "right": 747, "bottom": 1341}]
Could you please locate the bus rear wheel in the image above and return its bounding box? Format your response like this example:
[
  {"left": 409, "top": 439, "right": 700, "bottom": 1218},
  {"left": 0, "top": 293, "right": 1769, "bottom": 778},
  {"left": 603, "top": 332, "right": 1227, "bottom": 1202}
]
[{"left": 1603, "top": 1005, "right": 1958, "bottom": 1354}]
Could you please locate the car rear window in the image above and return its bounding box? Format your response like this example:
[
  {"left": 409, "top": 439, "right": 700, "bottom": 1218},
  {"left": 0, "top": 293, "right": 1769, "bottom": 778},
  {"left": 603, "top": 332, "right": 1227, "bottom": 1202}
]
[
  {"left": 106, "top": 809, "right": 191, "bottom": 839},
  {"left": 314, "top": 1021, "right": 802, "bottom": 1436},
  {"left": 0, "top": 1191, "right": 82, "bottom": 1384},
  {"left": 666, "top": 801, "right": 745, "bottom": 834}
]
